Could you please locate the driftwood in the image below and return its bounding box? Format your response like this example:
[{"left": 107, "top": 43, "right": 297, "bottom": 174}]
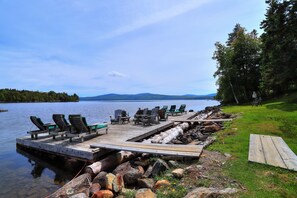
[
  {"left": 142, "top": 123, "right": 190, "bottom": 144},
  {"left": 85, "top": 151, "right": 139, "bottom": 176},
  {"left": 48, "top": 173, "right": 91, "bottom": 198}
]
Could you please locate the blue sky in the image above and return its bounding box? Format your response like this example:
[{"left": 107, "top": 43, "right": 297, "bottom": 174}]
[{"left": 0, "top": 0, "right": 267, "bottom": 97}]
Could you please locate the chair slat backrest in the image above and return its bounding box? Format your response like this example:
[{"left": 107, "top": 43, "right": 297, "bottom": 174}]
[
  {"left": 53, "top": 114, "right": 70, "bottom": 131},
  {"left": 30, "top": 116, "right": 46, "bottom": 131},
  {"left": 69, "top": 114, "right": 89, "bottom": 133},
  {"left": 159, "top": 109, "right": 166, "bottom": 119},
  {"left": 162, "top": 105, "right": 168, "bottom": 111},
  {"left": 114, "top": 109, "right": 123, "bottom": 121},
  {"left": 169, "top": 105, "right": 176, "bottom": 112},
  {"left": 179, "top": 104, "right": 186, "bottom": 111},
  {"left": 150, "top": 108, "right": 159, "bottom": 122},
  {"left": 121, "top": 110, "right": 128, "bottom": 117}
]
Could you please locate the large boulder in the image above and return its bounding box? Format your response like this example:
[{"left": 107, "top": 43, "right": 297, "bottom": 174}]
[
  {"left": 151, "top": 159, "right": 169, "bottom": 177},
  {"left": 135, "top": 188, "right": 156, "bottom": 198},
  {"left": 184, "top": 187, "right": 238, "bottom": 198}
]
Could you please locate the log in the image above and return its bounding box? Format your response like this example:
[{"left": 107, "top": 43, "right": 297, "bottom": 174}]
[
  {"left": 48, "top": 173, "right": 91, "bottom": 198},
  {"left": 145, "top": 123, "right": 190, "bottom": 144},
  {"left": 85, "top": 151, "right": 139, "bottom": 176}
]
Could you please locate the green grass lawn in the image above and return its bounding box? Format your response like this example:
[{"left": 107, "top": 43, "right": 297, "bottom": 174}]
[{"left": 209, "top": 92, "right": 297, "bottom": 197}]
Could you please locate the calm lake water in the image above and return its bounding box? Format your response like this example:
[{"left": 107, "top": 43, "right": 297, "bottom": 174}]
[{"left": 0, "top": 100, "right": 219, "bottom": 198}]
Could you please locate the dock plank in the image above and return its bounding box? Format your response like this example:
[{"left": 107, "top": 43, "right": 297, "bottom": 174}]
[
  {"left": 248, "top": 134, "right": 297, "bottom": 171},
  {"left": 90, "top": 141, "right": 203, "bottom": 157},
  {"left": 271, "top": 136, "right": 297, "bottom": 171},
  {"left": 261, "top": 135, "right": 287, "bottom": 169},
  {"left": 248, "top": 134, "right": 266, "bottom": 164}
]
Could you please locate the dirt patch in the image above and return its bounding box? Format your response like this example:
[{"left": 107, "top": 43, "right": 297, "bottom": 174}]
[{"left": 181, "top": 150, "right": 244, "bottom": 191}]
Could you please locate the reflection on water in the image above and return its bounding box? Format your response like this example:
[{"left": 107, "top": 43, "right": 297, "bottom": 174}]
[
  {"left": 15, "top": 146, "right": 84, "bottom": 197},
  {"left": 0, "top": 100, "right": 219, "bottom": 197}
]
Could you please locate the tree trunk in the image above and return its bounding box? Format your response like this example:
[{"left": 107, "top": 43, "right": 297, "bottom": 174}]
[
  {"left": 85, "top": 151, "right": 139, "bottom": 176},
  {"left": 229, "top": 77, "right": 239, "bottom": 104}
]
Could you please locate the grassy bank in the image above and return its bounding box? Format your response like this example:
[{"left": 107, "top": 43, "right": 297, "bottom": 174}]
[{"left": 209, "top": 92, "right": 297, "bottom": 197}]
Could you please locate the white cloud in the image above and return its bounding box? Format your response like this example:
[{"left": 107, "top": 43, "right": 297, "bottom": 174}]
[
  {"left": 102, "top": 0, "right": 212, "bottom": 39},
  {"left": 108, "top": 71, "right": 127, "bottom": 78}
]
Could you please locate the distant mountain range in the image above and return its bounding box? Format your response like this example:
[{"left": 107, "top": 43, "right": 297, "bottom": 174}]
[{"left": 80, "top": 93, "right": 216, "bottom": 101}]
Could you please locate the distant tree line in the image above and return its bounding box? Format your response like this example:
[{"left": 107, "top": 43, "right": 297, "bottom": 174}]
[
  {"left": 213, "top": 0, "right": 297, "bottom": 104},
  {"left": 0, "top": 89, "right": 79, "bottom": 102}
]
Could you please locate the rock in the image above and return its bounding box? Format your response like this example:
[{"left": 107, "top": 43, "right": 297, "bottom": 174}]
[
  {"left": 171, "top": 139, "right": 183, "bottom": 144},
  {"left": 154, "top": 180, "right": 170, "bottom": 190},
  {"left": 112, "top": 174, "right": 124, "bottom": 193},
  {"left": 184, "top": 187, "right": 238, "bottom": 198},
  {"left": 91, "top": 190, "right": 114, "bottom": 198},
  {"left": 137, "top": 178, "right": 155, "bottom": 189},
  {"left": 105, "top": 173, "right": 116, "bottom": 190},
  {"left": 89, "top": 183, "right": 101, "bottom": 197},
  {"left": 151, "top": 159, "right": 169, "bottom": 177},
  {"left": 204, "top": 124, "right": 221, "bottom": 132},
  {"left": 135, "top": 188, "right": 156, "bottom": 198},
  {"left": 143, "top": 165, "right": 153, "bottom": 178},
  {"left": 172, "top": 168, "right": 184, "bottom": 178},
  {"left": 224, "top": 153, "right": 232, "bottom": 158},
  {"left": 112, "top": 162, "right": 133, "bottom": 176},
  {"left": 168, "top": 160, "right": 179, "bottom": 168},
  {"left": 93, "top": 171, "right": 108, "bottom": 188},
  {"left": 123, "top": 167, "right": 143, "bottom": 185},
  {"left": 137, "top": 165, "right": 145, "bottom": 175},
  {"left": 70, "top": 193, "right": 88, "bottom": 198}
]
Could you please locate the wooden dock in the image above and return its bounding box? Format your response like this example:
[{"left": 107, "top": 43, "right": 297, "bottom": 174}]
[
  {"left": 16, "top": 112, "right": 197, "bottom": 162},
  {"left": 248, "top": 134, "right": 297, "bottom": 171}
]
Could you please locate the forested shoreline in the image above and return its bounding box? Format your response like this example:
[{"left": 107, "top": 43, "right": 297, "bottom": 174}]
[
  {"left": 213, "top": 0, "right": 297, "bottom": 104},
  {"left": 0, "top": 89, "right": 79, "bottom": 102}
]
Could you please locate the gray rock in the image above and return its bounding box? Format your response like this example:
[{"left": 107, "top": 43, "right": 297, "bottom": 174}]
[
  {"left": 137, "top": 178, "right": 155, "bottom": 189},
  {"left": 151, "top": 159, "right": 169, "bottom": 177},
  {"left": 143, "top": 165, "right": 153, "bottom": 178},
  {"left": 168, "top": 160, "right": 179, "bottom": 168},
  {"left": 123, "top": 167, "right": 143, "bottom": 185},
  {"left": 184, "top": 187, "right": 239, "bottom": 198},
  {"left": 92, "top": 171, "right": 107, "bottom": 188},
  {"left": 112, "top": 161, "right": 133, "bottom": 176}
]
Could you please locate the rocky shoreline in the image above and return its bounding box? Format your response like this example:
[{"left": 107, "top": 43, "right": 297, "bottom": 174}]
[{"left": 49, "top": 106, "right": 239, "bottom": 198}]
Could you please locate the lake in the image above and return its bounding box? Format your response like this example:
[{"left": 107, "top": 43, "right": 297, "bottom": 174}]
[{"left": 0, "top": 100, "right": 219, "bottom": 198}]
